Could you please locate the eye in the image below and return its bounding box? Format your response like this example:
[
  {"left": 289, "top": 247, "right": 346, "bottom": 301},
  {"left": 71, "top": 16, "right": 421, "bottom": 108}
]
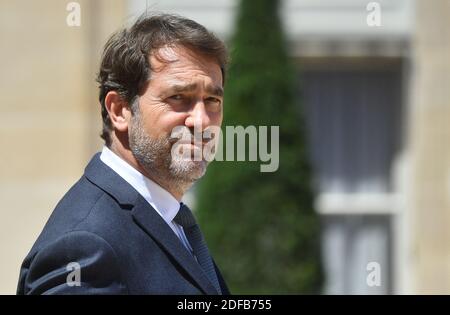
[
  {"left": 205, "top": 97, "right": 221, "bottom": 104},
  {"left": 169, "top": 94, "right": 183, "bottom": 100},
  {"left": 205, "top": 97, "right": 222, "bottom": 112}
]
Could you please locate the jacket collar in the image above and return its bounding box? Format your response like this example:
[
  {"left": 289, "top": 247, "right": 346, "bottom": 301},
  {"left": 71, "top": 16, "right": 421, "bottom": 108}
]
[
  {"left": 84, "top": 153, "right": 219, "bottom": 295},
  {"left": 84, "top": 153, "right": 138, "bottom": 207}
]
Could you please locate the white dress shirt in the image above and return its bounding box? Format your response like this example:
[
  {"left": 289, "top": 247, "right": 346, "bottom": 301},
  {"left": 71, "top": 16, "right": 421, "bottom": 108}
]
[{"left": 100, "top": 146, "right": 194, "bottom": 254}]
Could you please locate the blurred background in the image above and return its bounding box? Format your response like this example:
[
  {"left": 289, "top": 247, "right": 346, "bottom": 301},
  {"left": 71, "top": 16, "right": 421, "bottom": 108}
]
[{"left": 1, "top": 0, "right": 450, "bottom": 294}]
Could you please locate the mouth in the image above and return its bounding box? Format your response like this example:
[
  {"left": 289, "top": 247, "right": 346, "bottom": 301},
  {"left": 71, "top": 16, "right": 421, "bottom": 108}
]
[
  {"left": 168, "top": 127, "right": 216, "bottom": 146},
  {"left": 170, "top": 137, "right": 212, "bottom": 147},
  {"left": 177, "top": 140, "right": 209, "bottom": 145}
]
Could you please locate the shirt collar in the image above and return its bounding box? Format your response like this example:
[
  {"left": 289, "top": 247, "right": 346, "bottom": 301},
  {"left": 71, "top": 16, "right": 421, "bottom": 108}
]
[{"left": 99, "top": 146, "right": 180, "bottom": 224}]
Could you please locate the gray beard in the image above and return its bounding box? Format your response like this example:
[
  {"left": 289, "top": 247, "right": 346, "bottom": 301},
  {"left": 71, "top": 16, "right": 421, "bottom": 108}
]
[{"left": 128, "top": 112, "right": 208, "bottom": 190}]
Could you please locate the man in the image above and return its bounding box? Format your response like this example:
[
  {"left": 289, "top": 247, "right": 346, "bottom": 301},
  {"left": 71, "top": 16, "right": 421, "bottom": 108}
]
[{"left": 17, "top": 13, "right": 229, "bottom": 295}]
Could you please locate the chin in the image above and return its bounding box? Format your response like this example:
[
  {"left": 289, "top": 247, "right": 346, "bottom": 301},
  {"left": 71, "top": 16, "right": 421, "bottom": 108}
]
[{"left": 170, "top": 160, "right": 208, "bottom": 182}]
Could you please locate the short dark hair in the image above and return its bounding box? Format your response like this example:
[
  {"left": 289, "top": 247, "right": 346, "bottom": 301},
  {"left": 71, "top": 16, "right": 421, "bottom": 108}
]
[{"left": 97, "top": 13, "right": 228, "bottom": 146}]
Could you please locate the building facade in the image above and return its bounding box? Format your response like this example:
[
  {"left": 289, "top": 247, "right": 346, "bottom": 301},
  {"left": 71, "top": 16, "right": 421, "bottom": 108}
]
[{"left": 1, "top": 0, "right": 449, "bottom": 294}]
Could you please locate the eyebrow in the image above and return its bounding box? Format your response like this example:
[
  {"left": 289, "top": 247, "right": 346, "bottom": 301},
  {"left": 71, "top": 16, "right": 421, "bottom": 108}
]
[{"left": 169, "top": 83, "right": 224, "bottom": 97}]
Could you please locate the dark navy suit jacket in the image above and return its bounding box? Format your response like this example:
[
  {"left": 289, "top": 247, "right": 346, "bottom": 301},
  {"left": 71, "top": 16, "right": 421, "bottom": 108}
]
[{"left": 17, "top": 153, "right": 229, "bottom": 295}]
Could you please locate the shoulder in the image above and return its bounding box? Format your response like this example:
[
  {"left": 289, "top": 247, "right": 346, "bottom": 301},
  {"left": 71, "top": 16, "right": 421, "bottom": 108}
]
[
  {"left": 18, "top": 229, "right": 128, "bottom": 294},
  {"left": 32, "top": 175, "right": 130, "bottom": 250},
  {"left": 17, "top": 175, "right": 134, "bottom": 294}
]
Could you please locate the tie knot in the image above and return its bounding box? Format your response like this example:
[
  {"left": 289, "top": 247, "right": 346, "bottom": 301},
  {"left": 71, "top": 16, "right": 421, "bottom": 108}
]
[{"left": 174, "top": 203, "right": 197, "bottom": 228}]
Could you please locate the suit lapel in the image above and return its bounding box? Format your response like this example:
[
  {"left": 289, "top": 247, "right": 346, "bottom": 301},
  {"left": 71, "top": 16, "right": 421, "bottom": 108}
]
[
  {"left": 84, "top": 153, "right": 218, "bottom": 295},
  {"left": 131, "top": 197, "right": 219, "bottom": 295}
]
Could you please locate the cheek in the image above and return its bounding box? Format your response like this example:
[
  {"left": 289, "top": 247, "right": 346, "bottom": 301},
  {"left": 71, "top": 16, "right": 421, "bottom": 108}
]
[
  {"left": 211, "top": 111, "right": 223, "bottom": 126},
  {"left": 137, "top": 102, "right": 183, "bottom": 134},
  {"left": 152, "top": 112, "right": 189, "bottom": 135}
]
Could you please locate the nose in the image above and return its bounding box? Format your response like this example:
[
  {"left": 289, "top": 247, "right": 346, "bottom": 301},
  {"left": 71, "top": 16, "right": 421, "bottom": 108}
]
[{"left": 185, "top": 100, "right": 211, "bottom": 132}]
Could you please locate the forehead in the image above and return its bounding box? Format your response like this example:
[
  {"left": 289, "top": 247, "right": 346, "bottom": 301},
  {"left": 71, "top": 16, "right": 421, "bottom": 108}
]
[{"left": 148, "top": 45, "right": 223, "bottom": 87}]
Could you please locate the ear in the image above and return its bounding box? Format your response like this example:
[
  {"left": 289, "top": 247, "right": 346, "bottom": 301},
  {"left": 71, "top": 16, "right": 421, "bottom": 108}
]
[{"left": 104, "top": 91, "right": 132, "bottom": 133}]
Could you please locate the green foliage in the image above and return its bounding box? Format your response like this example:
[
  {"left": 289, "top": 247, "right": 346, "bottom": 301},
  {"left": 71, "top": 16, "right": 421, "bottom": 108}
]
[{"left": 196, "top": 0, "right": 323, "bottom": 294}]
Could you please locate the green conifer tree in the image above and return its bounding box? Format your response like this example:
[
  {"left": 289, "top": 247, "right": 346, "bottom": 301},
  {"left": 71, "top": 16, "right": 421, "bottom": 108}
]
[{"left": 197, "top": 0, "right": 323, "bottom": 294}]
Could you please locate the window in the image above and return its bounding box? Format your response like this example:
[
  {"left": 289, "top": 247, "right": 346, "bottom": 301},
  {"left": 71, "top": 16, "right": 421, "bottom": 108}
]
[{"left": 300, "top": 59, "right": 403, "bottom": 294}]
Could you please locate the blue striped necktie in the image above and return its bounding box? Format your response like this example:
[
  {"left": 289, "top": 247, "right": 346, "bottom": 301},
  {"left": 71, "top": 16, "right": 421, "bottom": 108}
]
[{"left": 174, "top": 203, "right": 221, "bottom": 294}]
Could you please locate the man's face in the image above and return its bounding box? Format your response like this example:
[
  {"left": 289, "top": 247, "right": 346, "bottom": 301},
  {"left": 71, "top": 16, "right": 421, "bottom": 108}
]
[{"left": 129, "top": 45, "right": 224, "bottom": 185}]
